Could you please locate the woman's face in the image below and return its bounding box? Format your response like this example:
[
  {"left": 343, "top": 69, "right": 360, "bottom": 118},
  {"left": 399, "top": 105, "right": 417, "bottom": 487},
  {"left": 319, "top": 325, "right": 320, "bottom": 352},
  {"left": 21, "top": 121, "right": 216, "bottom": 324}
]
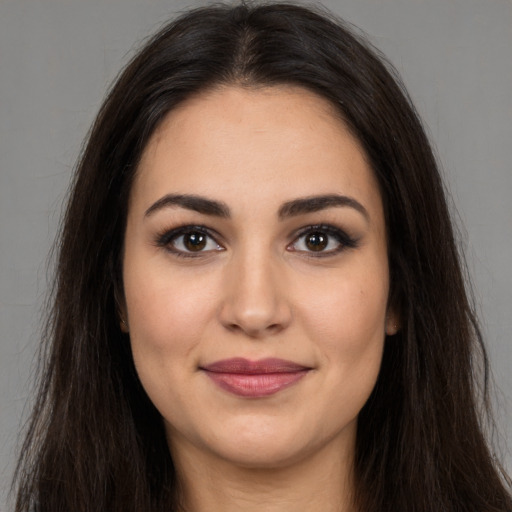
[{"left": 123, "top": 86, "right": 397, "bottom": 469}]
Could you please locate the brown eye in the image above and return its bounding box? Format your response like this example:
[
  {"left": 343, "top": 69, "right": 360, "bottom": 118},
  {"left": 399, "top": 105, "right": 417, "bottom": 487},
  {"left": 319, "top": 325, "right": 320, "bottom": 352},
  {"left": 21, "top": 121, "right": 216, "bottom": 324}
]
[
  {"left": 157, "top": 226, "right": 223, "bottom": 256},
  {"left": 288, "top": 225, "right": 358, "bottom": 256},
  {"left": 305, "top": 232, "right": 328, "bottom": 251},
  {"left": 184, "top": 232, "right": 207, "bottom": 251}
]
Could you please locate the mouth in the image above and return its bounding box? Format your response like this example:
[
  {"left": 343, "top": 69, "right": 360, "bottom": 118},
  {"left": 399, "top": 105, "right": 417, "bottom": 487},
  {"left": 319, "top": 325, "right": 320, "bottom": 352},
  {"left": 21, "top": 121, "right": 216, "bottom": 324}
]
[{"left": 200, "top": 358, "right": 311, "bottom": 398}]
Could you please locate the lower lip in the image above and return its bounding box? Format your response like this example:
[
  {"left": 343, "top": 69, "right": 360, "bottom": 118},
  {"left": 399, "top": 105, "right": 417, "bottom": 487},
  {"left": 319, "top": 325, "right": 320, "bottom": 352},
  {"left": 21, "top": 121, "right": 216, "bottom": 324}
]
[{"left": 203, "top": 370, "right": 309, "bottom": 397}]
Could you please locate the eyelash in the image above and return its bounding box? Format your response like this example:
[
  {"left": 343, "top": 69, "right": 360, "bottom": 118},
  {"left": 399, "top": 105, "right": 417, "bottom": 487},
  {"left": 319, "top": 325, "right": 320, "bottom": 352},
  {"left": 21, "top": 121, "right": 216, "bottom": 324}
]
[
  {"left": 154, "top": 224, "right": 359, "bottom": 259},
  {"left": 155, "top": 225, "right": 222, "bottom": 259},
  {"left": 288, "top": 224, "right": 359, "bottom": 257}
]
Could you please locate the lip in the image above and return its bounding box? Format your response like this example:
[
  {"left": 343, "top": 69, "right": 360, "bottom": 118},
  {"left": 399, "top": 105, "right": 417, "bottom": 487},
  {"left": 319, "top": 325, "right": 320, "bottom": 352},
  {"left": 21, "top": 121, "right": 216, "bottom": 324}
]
[{"left": 201, "top": 358, "right": 311, "bottom": 397}]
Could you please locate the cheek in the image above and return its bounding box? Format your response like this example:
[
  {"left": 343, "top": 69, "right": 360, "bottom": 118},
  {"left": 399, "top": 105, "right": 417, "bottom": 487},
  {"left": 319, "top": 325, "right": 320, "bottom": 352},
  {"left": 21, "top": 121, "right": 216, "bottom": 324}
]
[
  {"left": 124, "top": 260, "right": 218, "bottom": 349},
  {"left": 123, "top": 266, "right": 217, "bottom": 409},
  {"left": 297, "top": 262, "right": 389, "bottom": 364},
  {"left": 123, "top": 266, "right": 219, "bottom": 404}
]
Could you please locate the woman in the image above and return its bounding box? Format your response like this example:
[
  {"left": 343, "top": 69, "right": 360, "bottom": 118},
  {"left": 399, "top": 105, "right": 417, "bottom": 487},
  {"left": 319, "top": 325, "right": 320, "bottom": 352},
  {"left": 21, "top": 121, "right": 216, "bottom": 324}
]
[{"left": 13, "top": 2, "right": 512, "bottom": 511}]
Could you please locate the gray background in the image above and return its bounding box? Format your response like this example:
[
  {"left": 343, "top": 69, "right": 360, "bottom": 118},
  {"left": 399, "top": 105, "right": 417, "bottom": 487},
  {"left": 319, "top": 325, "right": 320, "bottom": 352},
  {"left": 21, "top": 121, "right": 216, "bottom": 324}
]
[{"left": 1, "top": 0, "right": 511, "bottom": 508}]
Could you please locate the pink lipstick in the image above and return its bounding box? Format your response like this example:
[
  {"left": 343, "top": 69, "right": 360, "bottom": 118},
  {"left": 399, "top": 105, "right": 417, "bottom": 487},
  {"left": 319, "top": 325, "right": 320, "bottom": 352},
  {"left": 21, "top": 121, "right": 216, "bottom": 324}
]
[{"left": 201, "top": 358, "right": 310, "bottom": 397}]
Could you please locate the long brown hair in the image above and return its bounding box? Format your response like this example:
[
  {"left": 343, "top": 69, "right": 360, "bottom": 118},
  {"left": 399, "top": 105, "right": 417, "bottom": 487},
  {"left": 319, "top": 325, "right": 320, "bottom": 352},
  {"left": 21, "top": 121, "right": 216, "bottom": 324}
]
[{"left": 13, "top": 2, "right": 512, "bottom": 511}]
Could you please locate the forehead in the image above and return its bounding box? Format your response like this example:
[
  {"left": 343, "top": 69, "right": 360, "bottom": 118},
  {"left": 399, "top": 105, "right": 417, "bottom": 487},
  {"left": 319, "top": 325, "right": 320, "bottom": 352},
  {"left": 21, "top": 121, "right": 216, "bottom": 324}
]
[{"left": 132, "top": 85, "right": 383, "bottom": 222}]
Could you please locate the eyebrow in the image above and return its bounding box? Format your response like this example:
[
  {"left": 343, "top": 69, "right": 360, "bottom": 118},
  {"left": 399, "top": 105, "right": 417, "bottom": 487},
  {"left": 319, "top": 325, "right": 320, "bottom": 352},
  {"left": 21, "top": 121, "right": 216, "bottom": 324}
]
[
  {"left": 278, "top": 194, "right": 369, "bottom": 222},
  {"left": 145, "top": 194, "right": 230, "bottom": 218},
  {"left": 144, "top": 193, "right": 369, "bottom": 222}
]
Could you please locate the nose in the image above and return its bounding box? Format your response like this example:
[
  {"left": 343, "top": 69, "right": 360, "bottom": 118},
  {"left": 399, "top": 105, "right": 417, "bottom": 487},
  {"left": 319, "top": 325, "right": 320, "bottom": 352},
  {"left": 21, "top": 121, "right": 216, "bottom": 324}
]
[{"left": 218, "top": 249, "right": 292, "bottom": 338}]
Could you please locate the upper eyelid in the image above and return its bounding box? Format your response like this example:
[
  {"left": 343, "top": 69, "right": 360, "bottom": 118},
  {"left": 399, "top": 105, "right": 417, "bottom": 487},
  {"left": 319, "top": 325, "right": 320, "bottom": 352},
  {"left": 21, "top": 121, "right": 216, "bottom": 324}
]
[
  {"left": 158, "top": 222, "right": 344, "bottom": 237},
  {"left": 157, "top": 225, "right": 223, "bottom": 243},
  {"left": 290, "top": 223, "right": 351, "bottom": 241},
  {"left": 293, "top": 223, "right": 341, "bottom": 235}
]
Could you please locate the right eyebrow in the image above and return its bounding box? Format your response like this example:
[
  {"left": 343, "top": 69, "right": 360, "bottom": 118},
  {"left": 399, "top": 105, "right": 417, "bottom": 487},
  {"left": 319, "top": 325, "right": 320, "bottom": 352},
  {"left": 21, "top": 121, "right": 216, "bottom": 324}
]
[{"left": 144, "top": 194, "right": 231, "bottom": 218}]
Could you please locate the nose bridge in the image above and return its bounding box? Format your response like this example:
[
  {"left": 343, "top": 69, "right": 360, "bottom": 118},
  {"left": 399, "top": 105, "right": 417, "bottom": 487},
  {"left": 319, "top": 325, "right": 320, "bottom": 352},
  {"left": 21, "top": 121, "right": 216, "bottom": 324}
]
[{"left": 219, "top": 240, "right": 291, "bottom": 337}]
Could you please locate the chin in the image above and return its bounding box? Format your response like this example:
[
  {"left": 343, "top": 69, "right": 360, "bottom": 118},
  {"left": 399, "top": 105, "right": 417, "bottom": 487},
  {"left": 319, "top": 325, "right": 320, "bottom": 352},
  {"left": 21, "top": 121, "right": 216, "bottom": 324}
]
[
  {"left": 215, "top": 439, "right": 313, "bottom": 470},
  {"left": 198, "top": 415, "right": 355, "bottom": 470}
]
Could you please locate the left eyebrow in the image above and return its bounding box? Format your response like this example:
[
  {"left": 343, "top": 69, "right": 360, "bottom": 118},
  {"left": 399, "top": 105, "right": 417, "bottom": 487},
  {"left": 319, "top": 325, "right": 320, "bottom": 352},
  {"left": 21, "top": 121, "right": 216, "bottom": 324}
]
[{"left": 278, "top": 194, "right": 369, "bottom": 222}]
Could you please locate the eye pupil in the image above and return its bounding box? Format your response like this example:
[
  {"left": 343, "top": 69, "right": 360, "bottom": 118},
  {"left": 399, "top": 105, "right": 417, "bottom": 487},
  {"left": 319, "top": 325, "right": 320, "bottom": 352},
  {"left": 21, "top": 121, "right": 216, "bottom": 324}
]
[
  {"left": 184, "top": 232, "right": 207, "bottom": 251},
  {"left": 306, "top": 232, "right": 328, "bottom": 251}
]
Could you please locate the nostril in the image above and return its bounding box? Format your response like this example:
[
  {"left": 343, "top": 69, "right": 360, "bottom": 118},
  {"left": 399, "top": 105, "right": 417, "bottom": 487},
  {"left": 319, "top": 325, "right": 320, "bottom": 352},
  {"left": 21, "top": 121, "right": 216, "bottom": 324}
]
[{"left": 224, "top": 321, "right": 283, "bottom": 338}]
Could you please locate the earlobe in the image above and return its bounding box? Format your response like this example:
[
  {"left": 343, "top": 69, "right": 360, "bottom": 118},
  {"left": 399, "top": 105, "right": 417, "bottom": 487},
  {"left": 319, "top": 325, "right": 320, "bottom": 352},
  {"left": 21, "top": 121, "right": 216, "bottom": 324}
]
[
  {"left": 114, "top": 285, "right": 129, "bottom": 333},
  {"left": 385, "top": 311, "right": 400, "bottom": 336},
  {"left": 120, "top": 316, "right": 129, "bottom": 333}
]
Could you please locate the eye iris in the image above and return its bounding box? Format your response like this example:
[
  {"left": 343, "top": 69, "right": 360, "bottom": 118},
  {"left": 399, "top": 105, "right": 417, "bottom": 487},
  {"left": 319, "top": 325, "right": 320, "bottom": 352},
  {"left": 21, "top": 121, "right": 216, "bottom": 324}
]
[
  {"left": 184, "top": 232, "right": 207, "bottom": 251},
  {"left": 306, "top": 232, "right": 328, "bottom": 251}
]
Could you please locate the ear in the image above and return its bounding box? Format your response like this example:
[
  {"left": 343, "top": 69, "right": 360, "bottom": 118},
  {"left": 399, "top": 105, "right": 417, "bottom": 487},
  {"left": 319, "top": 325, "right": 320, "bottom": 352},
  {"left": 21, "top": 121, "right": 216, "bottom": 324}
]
[
  {"left": 119, "top": 314, "right": 130, "bottom": 333},
  {"left": 114, "top": 284, "right": 129, "bottom": 333},
  {"left": 385, "top": 309, "right": 400, "bottom": 336}
]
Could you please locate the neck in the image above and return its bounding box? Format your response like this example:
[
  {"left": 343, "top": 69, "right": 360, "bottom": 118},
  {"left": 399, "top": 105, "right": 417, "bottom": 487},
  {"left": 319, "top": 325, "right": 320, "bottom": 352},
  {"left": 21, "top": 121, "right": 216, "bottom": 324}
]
[{"left": 170, "top": 436, "right": 356, "bottom": 512}]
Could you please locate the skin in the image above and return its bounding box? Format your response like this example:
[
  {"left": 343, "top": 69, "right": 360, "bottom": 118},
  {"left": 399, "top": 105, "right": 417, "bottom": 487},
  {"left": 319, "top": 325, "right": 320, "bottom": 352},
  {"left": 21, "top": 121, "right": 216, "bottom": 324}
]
[{"left": 122, "top": 86, "right": 398, "bottom": 512}]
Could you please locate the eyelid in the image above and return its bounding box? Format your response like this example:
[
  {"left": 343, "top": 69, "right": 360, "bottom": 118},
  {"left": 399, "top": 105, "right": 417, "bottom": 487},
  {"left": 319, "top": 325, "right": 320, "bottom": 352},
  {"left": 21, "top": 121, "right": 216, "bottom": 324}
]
[
  {"left": 154, "top": 222, "right": 359, "bottom": 259},
  {"left": 154, "top": 224, "right": 224, "bottom": 257},
  {"left": 287, "top": 224, "right": 359, "bottom": 256}
]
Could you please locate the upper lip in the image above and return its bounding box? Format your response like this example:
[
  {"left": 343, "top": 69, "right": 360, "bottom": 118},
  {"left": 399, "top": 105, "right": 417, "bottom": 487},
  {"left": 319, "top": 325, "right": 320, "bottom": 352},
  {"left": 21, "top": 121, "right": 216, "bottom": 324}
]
[{"left": 201, "top": 357, "right": 310, "bottom": 374}]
